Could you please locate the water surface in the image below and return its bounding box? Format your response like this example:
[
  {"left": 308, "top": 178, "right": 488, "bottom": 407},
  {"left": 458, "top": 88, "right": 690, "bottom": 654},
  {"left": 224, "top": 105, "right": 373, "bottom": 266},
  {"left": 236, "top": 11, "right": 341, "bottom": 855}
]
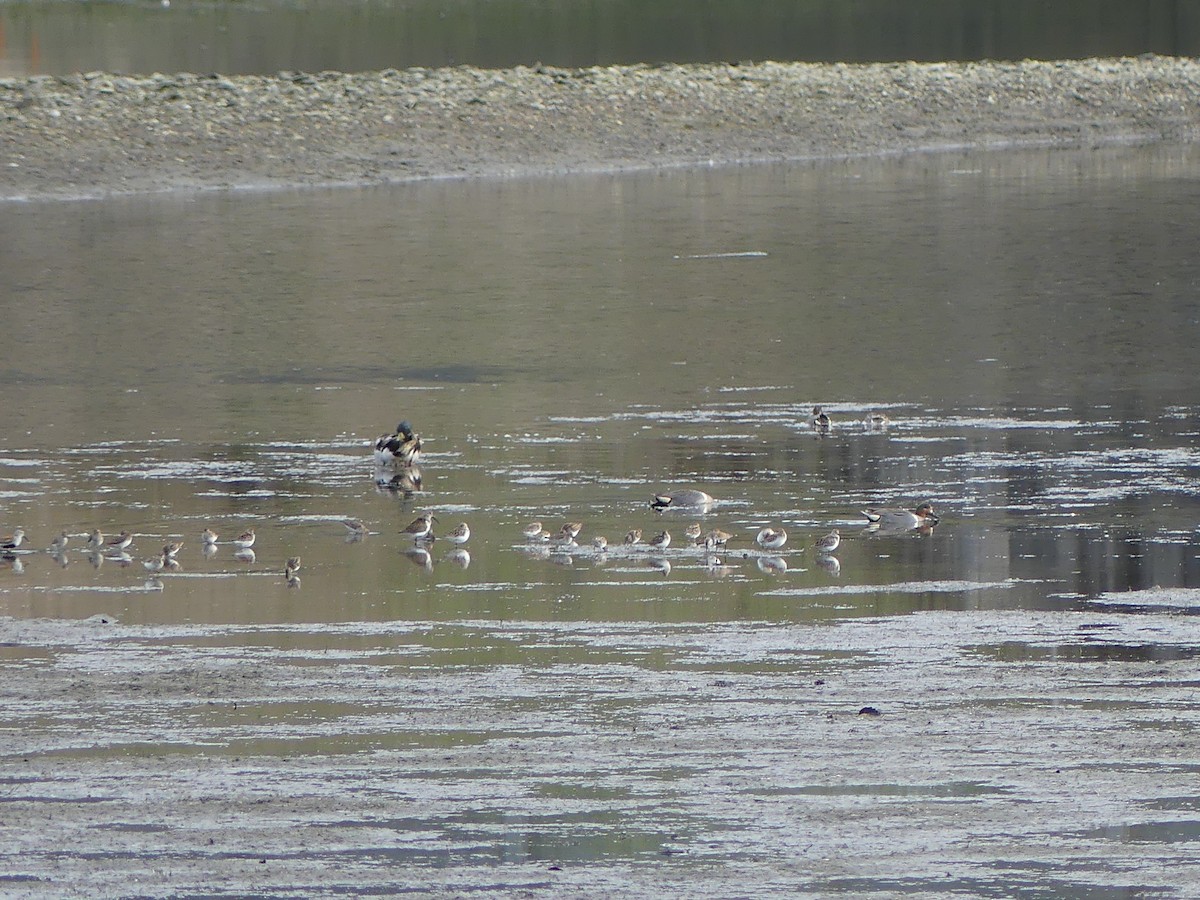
[
  {"left": 2, "top": 0, "right": 1199, "bottom": 77},
  {"left": 1, "top": 146, "right": 1199, "bottom": 895}
]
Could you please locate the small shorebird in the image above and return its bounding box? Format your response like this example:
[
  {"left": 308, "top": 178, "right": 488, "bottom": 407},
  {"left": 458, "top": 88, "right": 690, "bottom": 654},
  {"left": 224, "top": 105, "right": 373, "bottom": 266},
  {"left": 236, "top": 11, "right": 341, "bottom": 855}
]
[
  {"left": 374, "top": 420, "right": 422, "bottom": 468},
  {"left": 106, "top": 531, "right": 134, "bottom": 552},
  {"left": 284, "top": 556, "right": 301, "bottom": 577},
  {"left": 815, "top": 529, "right": 841, "bottom": 555},
  {"left": 341, "top": 519, "right": 368, "bottom": 537},
  {"left": 646, "top": 529, "right": 671, "bottom": 551},
  {"left": 0, "top": 527, "right": 26, "bottom": 551},
  {"left": 811, "top": 405, "right": 831, "bottom": 433},
  {"left": 683, "top": 522, "right": 703, "bottom": 544},
  {"left": 522, "top": 521, "right": 549, "bottom": 541},
  {"left": 86, "top": 529, "right": 105, "bottom": 551},
  {"left": 142, "top": 554, "right": 166, "bottom": 574},
  {"left": 560, "top": 522, "right": 583, "bottom": 540},
  {"left": 443, "top": 522, "right": 471, "bottom": 545},
  {"left": 863, "top": 413, "right": 891, "bottom": 430},
  {"left": 651, "top": 490, "right": 715, "bottom": 511},
  {"left": 756, "top": 526, "right": 788, "bottom": 551},
  {"left": 592, "top": 535, "right": 609, "bottom": 552},
  {"left": 162, "top": 540, "right": 184, "bottom": 558},
  {"left": 702, "top": 529, "right": 733, "bottom": 550},
  {"left": 47, "top": 531, "right": 70, "bottom": 554},
  {"left": 623, "top": 528, "right": 643, "bottom": 546},
  {"left": 232, "top": 529, "right": 256, "bottom": 549},
  {"left": 201, "top": 527, "right": 219, "bottom": 546},
  {"left": 862, "top": 502, "right": 939, "bottom": 530},
  {"left": 401, "top": 511, "right": 437, "bottom": 542}
]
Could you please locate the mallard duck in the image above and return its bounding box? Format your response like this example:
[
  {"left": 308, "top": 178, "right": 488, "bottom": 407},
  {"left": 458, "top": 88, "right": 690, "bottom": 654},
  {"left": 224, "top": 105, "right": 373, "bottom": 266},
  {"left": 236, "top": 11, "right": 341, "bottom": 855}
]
[
  {"left": 862, "top": 502, "right": 939, "bottom": 530},
  {"left": 650, "top": 489, "right": 715, "bottom": 511},
  {"left": 811, "top": 405, "right": 831, "bottom": 432},
  {"left": 374, "top": 420, "right": 422, "bottom": 468}
]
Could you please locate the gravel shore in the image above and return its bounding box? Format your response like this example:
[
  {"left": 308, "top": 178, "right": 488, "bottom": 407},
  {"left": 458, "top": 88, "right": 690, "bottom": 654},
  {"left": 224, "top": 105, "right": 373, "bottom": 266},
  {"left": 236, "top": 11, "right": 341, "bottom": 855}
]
[{"left": 2, "top": 55, "right": 1200, "bottom": 200}]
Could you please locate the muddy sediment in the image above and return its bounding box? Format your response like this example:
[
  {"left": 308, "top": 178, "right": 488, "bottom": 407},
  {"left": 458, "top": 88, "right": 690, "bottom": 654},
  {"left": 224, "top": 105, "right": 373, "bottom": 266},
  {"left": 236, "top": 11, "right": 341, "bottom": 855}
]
[{"left": 2, "top": 55, "right": 1199, "bottom": 200}]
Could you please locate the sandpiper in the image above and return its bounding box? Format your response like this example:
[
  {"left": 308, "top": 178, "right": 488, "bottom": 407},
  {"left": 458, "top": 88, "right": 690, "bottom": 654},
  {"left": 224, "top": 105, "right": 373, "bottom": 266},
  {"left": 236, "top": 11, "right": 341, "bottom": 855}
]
[
  {"left": 201, "top": 527, "right": 219, "bottom": 545},
  {"left": 86, "top": 529, "right": 105, "bottom": 551},
  {"left": 401, "top": 511, "right": 437, "bottom": 542},
  {"left": 592, "top": 535, "right": 609, "bottom": 552},
  {"left": 341, "top": 519, "right": 368, "bottom": 537},
  {"left": 702, "top": 529, "right": 733, "bottom": 550},
  {"left": 811, "top": 405, "right": 831, "bottom": 433},
  {"left": 646, "top": 529, "right": 671, "bottom": 551},
  {"left": 815, "top": 529, "right": 841, "bottom": 555},
  {"left": 106, "top": 531, "right": 134, "bottom": 552},
  {"left": 756, "top": 526, "right": 788, "bottom": 551},
  {"left": 683, "top": 522, "right": 703, "bottom": 544},
  {"left": 522, "top": 521, "right": 549, "bottom": 541},
  {"left": 162, "top": 541, "right": 184, "bottom": 558},
  {"left": 232, "top": 529, "right": 256, "bottom": 549},
  {"left": 443, "top": 522, "right": 471, "bottom": 545},
  {"left": 284, "top": 556, "right": 301, "bottom": 578},
  {"left": 560, "top": 522, "right": 583, "bottom": 540},
  {"left": 0, "top": 527, "right": 26, "bottom": 551},
  {"left": 623, "top": 528, "right": 643, "bottom": 546},
  {"left": 142, "top": 554, "right": 166, "bottom": 574},
  {"left": 863, "top": 413, "right": 891, "bottom": 429},
  {"left": 47, "top": 531, "right": 70, "bottom": 554},
  {"left": 374, "top": 420, "right": 422, "bottom": 468}
]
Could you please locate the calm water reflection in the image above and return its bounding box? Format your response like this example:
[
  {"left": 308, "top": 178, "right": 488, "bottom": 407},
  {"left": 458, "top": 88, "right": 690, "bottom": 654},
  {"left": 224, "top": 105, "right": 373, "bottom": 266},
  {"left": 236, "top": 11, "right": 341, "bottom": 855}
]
[
  {"left": 3, "top": 147, "right": 1200, "bottom": 895},
  {"left": 1, "top": 144, "right": 1199, "bottom": 625},
  {"left": 2, "top": 0, "right": 1199, "bottom": 77}
]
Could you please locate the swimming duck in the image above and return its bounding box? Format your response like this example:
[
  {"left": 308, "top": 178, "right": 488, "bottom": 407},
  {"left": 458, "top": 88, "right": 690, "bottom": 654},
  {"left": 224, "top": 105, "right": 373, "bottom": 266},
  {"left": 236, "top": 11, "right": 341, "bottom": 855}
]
[
  {"left": 374, "top": 420, "right": 422, "bottom": 468},
  {"left": 811, "top": 405, "right": 831, "bottom": 433},
  {"left": 755, "top": 526, "right": 787, "bottom": 551},
  {"left": 650, "top": 489, "right": 715, "bottom": 511},
  {"left": 862, "top": 502, "right": 939, "bottom": 530}
]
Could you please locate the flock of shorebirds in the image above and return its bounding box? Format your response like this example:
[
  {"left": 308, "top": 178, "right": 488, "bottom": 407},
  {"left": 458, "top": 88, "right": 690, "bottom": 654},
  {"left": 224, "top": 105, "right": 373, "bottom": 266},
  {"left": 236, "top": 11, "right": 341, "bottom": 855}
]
[
  {"left": 372, "top": 413, "right": 940, "bottom": 576},
  {"left": 0, "top": 410, "right": 939, "bottom": 581}
]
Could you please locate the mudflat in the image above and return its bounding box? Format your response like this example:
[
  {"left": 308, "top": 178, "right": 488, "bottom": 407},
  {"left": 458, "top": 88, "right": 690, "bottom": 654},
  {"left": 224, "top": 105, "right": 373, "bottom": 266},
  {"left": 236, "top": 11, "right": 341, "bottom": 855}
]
[{"left": 2, "top": 55, "right": 1199, "bottom": 200}]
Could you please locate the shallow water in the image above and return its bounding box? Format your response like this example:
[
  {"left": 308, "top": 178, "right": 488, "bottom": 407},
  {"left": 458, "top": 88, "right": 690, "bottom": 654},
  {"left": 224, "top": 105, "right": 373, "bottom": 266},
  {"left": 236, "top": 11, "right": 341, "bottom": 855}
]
[{"left": 2, "top": 146, "right": 1199, "bottom": 895}]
